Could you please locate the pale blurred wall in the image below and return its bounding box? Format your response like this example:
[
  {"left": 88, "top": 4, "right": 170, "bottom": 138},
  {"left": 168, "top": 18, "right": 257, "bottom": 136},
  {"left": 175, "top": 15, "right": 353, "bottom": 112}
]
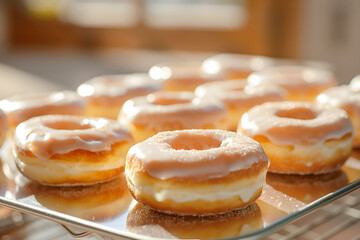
[
  {"left": 0, "top": 1, "right": 60, "bottom": 98},
  {"left": 1, "top": 1, "right": 359, "bottom": 89},
  {"left": 300, "top": 0, "right": 360, "bottom": 84}
]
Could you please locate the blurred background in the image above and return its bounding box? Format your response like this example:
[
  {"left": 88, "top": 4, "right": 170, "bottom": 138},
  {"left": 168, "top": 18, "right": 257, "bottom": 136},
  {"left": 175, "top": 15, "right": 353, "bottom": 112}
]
[{"left": 0, "top": 0, "right": 359, "bottom": 96}]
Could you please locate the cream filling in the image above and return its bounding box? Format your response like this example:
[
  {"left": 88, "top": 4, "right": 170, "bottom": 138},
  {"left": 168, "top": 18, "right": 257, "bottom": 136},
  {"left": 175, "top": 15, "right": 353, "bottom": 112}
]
[
  {"left": 272, "top": 137, "right": 352, "bottom": 167},
  {"left": 14, "top": 150, "right": 124, "bottom": 175},
  {"left": 16, "top": 159, "right": 124, "bottom": 175},
  {"left": 149, "top": 182, "right": 263, "bottom": 203},
  {"left": 128, "top": 170, "right": 266, "bottom": 203},
  {"left": 314, "top": 138, "right": 352, "bottom": 158}
]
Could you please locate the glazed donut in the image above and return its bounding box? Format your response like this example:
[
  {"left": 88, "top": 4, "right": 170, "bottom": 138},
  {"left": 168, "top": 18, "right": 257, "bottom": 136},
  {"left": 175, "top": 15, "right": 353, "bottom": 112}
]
[
  {"left": 13, "top": 115, "right": 133, "bottom": 186},
  {"left": 266, "top": 171, "right": 348, "bottom": 203},
  {"left": 0, "top": 91, "right": 85, "bottom": 131},
  {"left": 238, "top": 101, "right": 354, "bottom": 174},
  {"left": 195, "top": 80, "right": 286, "bottom": 131},
  {"left": 202, "top": 54, "right": 275, "bottom": 80},
  {"left": 148, "top": 62, "right": 222, "bottom": 91},
  {"left": 77, "top": 73, "right": 162, "bottom": 119},
  {"left": 19, "top": 175, "right": 132, "bottom": 221},
  {"left": 247, "top": 66, "right": 337, "bottom": 101},
  {"left": 127, "top": 203, "right": 262, "bottom": 239},
  {"left": 0, "top": 109, "right": 8, "bottom": 148},
  {"left": 118, "top": 91, "right": 227, "bottom": 143},
  {"left": 350, "top": 74, "right": 360, "bottom": 92},
  {"left": 125, "top": 129, "right": 269, "bottom": 215},
  {"left": 316, "top": 85, "right": 360, "bottom": 148}
]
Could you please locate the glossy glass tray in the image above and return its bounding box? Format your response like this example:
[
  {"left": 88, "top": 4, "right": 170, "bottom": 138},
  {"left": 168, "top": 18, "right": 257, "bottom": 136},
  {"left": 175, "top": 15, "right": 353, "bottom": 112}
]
[{"left": 0, "top": 140, "right": 359, "bottom": 240}]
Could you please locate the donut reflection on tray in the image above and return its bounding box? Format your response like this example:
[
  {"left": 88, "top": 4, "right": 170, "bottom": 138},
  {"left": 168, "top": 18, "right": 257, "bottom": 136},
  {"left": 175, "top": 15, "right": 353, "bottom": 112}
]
[
  {"left": 351, "top": 149, "right": 360, "bottom": 159},
  {"left": 266, "top": 170, "right": 348, "bottom": 203},
  {"left": 16, "top": 174, "right": 132, "bottom": 221},
  {"left": 127, "top": 202, "right": 262, "bottom": 240},
  {"left": 0, "top": 161, "right": 13, "bottom": 219}
]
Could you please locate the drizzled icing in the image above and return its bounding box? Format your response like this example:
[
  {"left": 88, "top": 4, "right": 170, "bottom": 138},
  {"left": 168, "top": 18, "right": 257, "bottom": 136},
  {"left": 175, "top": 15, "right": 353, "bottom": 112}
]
[
  {"left": 126, "top": 129, "right": 269, "bottom": 179},
  {"left": 0, "top": 91, "right": 86, "bottom": 127},
  {"left": 240, "top": 101, "right": 354, "bottom": 145},
  {"left": 247, "top": 66, "right": 336, "bottom": 91},
  {"left": 316, "top": 85, "right": 360, "bottom": 113},
  {"left": 201, "top": 54, "right": 275, "bottom": 75},
  {"left": 350, "top": 75, "right": 360, "bottom": 92},
  {"left": 77, "top": 73, "right": 162, "bottom": 104},
  {"left": 119, "top": 91, "right": 227, "bottom": 131},
  {"left": 14, "top": 115, "right": 132, "bottom": 160},
  {"left": 195, "top": 80, "right": 286, "bottom": 108}
]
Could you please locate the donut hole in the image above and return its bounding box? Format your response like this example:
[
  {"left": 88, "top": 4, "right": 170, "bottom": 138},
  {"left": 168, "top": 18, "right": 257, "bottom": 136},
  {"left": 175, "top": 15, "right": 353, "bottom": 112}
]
[
  {"left": 275, "top": 107, "right": 317, "bottom": 120},
  {"left": 171, "top": 134, "right": 221, "bottom": 150},
  {"left": 44, "top": 121, "right": 92, "bottom": 130}
]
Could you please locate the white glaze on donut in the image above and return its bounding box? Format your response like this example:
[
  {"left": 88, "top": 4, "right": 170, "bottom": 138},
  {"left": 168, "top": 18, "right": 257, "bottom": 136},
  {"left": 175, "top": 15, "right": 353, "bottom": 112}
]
[
  {"left": 350, "top": 75, "right": 360, "bottom": 92},
  {"left": 77, "top": 73, "right": 162, "bottom": 104},
  {"left": 119, "top": 92, "right": 227, "bottom": 131},
  {"left": 316, "top": 85, "right": 360, "bottom": 112},
  {"left": 149, "top": 62, "right": 221, "bottom": 80},
  {"left": 0, "top": 91, "right": 85, "bottom": 127},
  {"left": 202, "top": 54, "right": 274, "bottom": 75},
  {"left": 14, "top": 115, "right": 132, "bottom": 160},
  {"left": 247, "top": 66, "right": 336, "bottom": 91},
  {"left": 240, "top": 101, "right": 353, "bottom": 145},
  {"left": 195, "top": 80, "right": 286, "bottom": 108},
  {"left": 148, "top": 62, "right": 222, "bottom": 91},
  {"left": 126, "top": 129, "right": 269, "bottom": 179}
]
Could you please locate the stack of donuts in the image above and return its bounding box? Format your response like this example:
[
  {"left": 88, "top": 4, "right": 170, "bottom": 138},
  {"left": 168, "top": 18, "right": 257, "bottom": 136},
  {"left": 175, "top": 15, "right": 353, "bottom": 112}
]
[{"left": 0, "top": 53, "right": 358, "bottom": 226}]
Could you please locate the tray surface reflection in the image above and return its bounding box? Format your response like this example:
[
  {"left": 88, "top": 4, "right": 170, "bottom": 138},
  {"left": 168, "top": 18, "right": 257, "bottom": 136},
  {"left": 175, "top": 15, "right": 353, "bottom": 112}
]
[{"left": 0, "top": 140, "right": 359, "bottom": 240}]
